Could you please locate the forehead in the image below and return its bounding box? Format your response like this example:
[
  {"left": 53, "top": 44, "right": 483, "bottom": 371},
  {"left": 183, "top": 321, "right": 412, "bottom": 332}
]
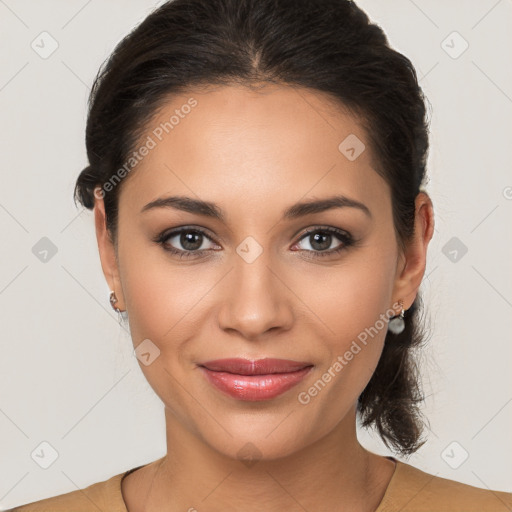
[{"left": 119, "top": 84, "right": 390, "bottom": 221}]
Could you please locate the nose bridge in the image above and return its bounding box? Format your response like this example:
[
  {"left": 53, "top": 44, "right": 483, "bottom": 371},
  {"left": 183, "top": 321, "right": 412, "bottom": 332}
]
[{"left": 217, "top": 241, "right": 292, "bottom": 338}]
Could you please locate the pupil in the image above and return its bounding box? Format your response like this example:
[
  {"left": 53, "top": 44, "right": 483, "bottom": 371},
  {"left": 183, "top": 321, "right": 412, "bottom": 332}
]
[
  {"left": 311, "top": 232, "right": 331, "bottom": 251},
  {"left": 181, "top": 231, "right": 202, "bottom": 250}
]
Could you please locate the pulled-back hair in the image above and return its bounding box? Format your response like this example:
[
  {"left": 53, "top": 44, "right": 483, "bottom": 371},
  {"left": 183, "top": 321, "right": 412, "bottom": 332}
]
[{"left": 75, "top": 0, "right": 432, "bottom": 456}]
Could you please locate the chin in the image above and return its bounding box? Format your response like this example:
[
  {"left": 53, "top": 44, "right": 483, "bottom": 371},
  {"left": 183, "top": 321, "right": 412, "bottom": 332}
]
[
  {"left": 210, "top": 432, "right": 309, "bottom": 464},
  {"left": 196, "top": 411, "right": 316, "bottom": 463}
]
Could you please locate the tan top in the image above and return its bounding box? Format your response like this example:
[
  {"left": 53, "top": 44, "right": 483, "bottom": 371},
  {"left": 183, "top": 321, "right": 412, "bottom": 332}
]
[{"left": 8, "top": 457, "right": 512, "bottom": 512}]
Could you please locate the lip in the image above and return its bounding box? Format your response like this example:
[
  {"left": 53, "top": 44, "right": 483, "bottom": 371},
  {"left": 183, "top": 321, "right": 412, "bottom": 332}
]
[{"left": 198, "top": 358, "right": 314, "bottom": 401}]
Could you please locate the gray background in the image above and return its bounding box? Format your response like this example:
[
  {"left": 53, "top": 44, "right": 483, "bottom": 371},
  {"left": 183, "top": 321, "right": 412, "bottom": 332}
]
[{"left": 1, "top": 0, "right": 511, "bottom": 508}]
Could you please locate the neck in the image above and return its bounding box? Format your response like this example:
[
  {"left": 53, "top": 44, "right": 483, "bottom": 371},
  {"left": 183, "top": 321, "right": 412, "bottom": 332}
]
[{"left": 138, "top": 404, "right": 395, "bottom": 512}]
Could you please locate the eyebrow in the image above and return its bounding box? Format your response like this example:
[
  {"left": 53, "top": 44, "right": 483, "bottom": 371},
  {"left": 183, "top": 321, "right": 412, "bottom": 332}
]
[{"left": 141, "top": 194, "right": 372, "bottom": 220}]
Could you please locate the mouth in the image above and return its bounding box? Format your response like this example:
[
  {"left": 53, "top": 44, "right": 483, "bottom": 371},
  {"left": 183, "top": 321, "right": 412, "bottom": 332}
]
[{"left": 198, "top": 358, "right": 314, "bottom": 401}]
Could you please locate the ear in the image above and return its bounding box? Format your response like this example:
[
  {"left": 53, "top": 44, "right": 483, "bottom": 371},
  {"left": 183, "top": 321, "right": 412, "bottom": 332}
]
[
  {"left": 391, "top": 191, "right": 435, "bottom": 313},
  {"left": 94, "top": 189, "right": 126, "bottom": 311}
]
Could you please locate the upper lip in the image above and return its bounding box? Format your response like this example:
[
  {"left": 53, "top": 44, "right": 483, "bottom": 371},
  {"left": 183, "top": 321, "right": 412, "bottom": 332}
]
[{"left": 199, "top": 358, "right": 313, "bottom": 375}]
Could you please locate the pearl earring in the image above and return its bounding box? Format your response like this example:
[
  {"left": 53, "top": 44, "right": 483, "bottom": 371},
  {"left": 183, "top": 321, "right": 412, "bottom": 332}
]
[{"left": 388, "top": 299, "right": 406, "bottom": 334}]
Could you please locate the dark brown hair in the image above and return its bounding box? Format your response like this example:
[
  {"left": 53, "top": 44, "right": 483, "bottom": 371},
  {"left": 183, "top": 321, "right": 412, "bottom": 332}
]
[{"left": 75, "top": 0, "right": 432, "bottom": 457}]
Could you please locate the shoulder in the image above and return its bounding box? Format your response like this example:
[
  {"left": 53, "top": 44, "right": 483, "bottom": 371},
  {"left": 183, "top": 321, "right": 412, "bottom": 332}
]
[
  {"left": 378, "top": 460, "right": 512, "bottom": 512},
  {"left": 5, "top": 470, "right": 129, "bottom": 512}
]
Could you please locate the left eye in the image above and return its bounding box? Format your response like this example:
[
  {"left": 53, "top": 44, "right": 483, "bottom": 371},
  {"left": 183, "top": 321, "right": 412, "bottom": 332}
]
[{"left": 293, "top": 228, "right": 351, "bottom": 254}]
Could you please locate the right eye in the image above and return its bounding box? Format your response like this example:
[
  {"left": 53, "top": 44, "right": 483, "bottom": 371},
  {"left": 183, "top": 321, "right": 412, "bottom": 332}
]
[{"left": 156, "top": 227, "right": 221, "bottom": 259}]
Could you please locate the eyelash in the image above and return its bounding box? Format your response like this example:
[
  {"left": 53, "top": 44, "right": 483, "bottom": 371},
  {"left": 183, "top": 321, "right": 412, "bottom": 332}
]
[{"left": 154, "top": 225, "right": 356, "bottom": 260}]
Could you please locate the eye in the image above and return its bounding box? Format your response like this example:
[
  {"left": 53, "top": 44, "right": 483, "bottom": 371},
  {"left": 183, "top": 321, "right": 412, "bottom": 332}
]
[
  {"left": 292, "top": 226, "right": 354, "bottom": 258},
  {"left": 155, "top": 225, "right": 356, "bottom": 260},
  {"left": 155, "top": 227, "right": 220, "bottom": 259}
]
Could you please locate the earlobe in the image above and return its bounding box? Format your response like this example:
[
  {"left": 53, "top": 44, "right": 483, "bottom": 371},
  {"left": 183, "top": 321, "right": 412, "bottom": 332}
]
[{"left": 93, "top": 190, "right": 126, "bottom": 311}]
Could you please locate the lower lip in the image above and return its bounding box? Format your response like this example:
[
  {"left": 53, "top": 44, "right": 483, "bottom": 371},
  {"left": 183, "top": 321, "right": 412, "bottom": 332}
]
[{"left": 199, "top": 366, "right": 313, "bottom": 401}]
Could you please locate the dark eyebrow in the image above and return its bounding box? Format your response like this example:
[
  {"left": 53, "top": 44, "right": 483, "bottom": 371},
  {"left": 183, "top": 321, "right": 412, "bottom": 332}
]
[
  {"left": 141, "top": 194, "right": 372, "bottom": 220},
  {"left": 283, "top": 195, "right": 372, "bottom": 220},
  {"left": 141, "top": 196, "right": 224, "bottom": 219}
]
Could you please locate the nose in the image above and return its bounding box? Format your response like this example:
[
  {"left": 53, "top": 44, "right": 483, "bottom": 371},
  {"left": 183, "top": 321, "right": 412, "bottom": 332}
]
[{"left": 217, "top": 251, "right": 294, "bottom": 341}]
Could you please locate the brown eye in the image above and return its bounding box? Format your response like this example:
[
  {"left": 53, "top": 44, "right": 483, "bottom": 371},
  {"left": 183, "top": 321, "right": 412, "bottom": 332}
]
[
  {"left": 156, "top": 227, "right": 220, "bottom": 258},
  {"left": 178, "top": 231, "right": 204, "bottom": 251},
  {"left": 293, "top": 227, "right": 354, "bottom": 258}
]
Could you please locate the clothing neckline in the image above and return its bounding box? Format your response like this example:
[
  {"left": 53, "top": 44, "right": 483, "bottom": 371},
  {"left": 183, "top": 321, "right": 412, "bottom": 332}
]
[{"left": 115, "top": 455, "right": 401, "bottom": 512}]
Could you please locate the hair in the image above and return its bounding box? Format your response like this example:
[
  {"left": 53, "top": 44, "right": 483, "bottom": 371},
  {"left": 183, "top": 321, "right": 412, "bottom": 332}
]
[{"left": 75, "top": 0, "right": 432, "bottom": 457}]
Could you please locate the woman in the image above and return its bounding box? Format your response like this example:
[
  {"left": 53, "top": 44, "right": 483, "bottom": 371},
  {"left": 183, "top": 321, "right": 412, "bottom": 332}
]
[{"left": 9, "top": 0, "right": 512, "bottom": 510}]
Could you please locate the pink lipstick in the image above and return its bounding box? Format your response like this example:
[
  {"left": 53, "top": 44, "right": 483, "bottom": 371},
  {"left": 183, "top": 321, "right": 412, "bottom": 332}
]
[{"left": 198, "top": 358, "right": 313, "bottom": 401}]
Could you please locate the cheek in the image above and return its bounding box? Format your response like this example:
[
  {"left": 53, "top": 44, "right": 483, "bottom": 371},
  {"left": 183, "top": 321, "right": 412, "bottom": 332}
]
[
  {"left": 293, "top": 265, "right": 395, "bottom": 431},
  {"left": 299, "top": 251, "right": 396, "bottom": 350},
  {"left": 118, "top": 253, "right": 204, "bottom": 411},
  {"left": 295, "top": 239, "right": 397, "bottom": 395},
  {"left": 118, "top": 241, "right": 222, "bottom": 365},
  {"left": 121, "top": 257, "right": 197, "bottom": 343}
]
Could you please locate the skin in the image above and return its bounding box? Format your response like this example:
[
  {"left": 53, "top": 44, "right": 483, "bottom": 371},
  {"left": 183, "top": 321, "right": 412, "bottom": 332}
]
[{"left": 94, "top": 83, "right": 435, "bottom": 512}]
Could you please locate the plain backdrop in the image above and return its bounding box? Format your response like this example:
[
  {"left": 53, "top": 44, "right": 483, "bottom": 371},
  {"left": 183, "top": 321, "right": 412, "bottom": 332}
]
[{"left": 1, "top": 0, "right": 511, "bottom": 508}]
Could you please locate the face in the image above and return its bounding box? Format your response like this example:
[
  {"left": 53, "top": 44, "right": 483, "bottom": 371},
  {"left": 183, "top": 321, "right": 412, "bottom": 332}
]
[{"left": 95, "top": 84, "right": 429, "bottom": 461}]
